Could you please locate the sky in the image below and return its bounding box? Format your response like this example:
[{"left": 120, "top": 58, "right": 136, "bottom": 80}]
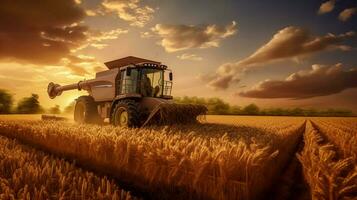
[{"left": 0, "top": 0, "right": 356, "bottom": 111}]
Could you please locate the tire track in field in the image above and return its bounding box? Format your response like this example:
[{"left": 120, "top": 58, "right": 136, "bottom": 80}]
[
  {"left": 269, "top": 120, "right": 311, "bottom": 200},
  {"left": 309, "top": 120, "right": 344, "bottom": 158}
]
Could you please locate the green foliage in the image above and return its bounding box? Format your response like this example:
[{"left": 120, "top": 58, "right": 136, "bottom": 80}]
[
  {"left": 174, "top": 96, "right": 354, "bottom": 117},
  {"left": 16, "top": 94, "right": 43, "bottom": 114},
  {"left": 0, "top": 89, "right": 13, "bottom": 114},
  {"left": 175, "top": 96, "right": 230, "bottom": 114},
  {"left": 243, "top": 104, "right": 260, "bottom": 115},
  {"left": 49, "top": 105, "right": 61, "bottom": 114},
  {"left": 207, "top": 98, "right": 230, "bottom": 115}
]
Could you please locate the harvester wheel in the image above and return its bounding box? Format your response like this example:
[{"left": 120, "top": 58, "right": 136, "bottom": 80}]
[
  {"left": 112, "top": 100, "right": 140, "bottom": 127},
  {"left": 74, "top": 96, "right": 101, "bottom": 124}
]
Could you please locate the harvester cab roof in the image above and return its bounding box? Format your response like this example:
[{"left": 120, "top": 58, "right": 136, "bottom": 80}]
[
  {"left": 104, "top": 56, "right": 166, "bottom": 70},
  {"left": 46, "top": 56, "right": 207, "bottom": 127}
]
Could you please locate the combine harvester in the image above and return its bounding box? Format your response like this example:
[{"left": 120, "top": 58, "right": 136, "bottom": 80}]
[{"left": 46, "top": 56, "right": 207, "bottom": 127}]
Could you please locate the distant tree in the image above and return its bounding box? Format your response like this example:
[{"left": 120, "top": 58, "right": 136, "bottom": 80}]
[
  {"left": 175, "top": 96, "right": 231, "bottom": 114},
  {"left": 324, "top": 108, "right": 336, "bottom": 116},
  {"left": 64, "top": 102, "right": 75, "bottom": 114},
  {"left": 243, "top": 104, "right": 260, "bottom": 115},
  {"left": 304, "top": 108, "right": 318, "bottom": 117},
  {"left": 174, "top": 96, "right": 355, "bottom": 117},
  {"left": 206, "top": 98, "right": 230, "bottom": 114},
  {"left": 290, "top": 108, "right": 304, "bottom": 116},
  {"left": 16, "top": 94, "right": 43, "bottom": 114},
  {"left": 49, "top": 105, "right": 61, "bottom": 114},
  {"left": 259, "top": 109, "right": 267, "bottom": 116},
  {"left": 332, "top": 109, "right": 353, "bottom": 117},
  {"left": 0, "top": 89, "right": 13, "bottom": 114},
  {"left": 175, "top": 96, "right": 206, "bottom": 105},
  {"left": 269, "top": 108, "right": 284, "bottom": 116},
  {"left": 229, "top": 105, "right": 242, "bottom": 115}
]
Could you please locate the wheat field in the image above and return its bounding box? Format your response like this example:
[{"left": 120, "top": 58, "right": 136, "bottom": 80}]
[
  {"left": 0, "top": 115, "right": 356, "bottom": 199},
  {"left": 297, "top": 120, "right": 357, "bottom": 200},
  {"left": 0, "top": 135, "right": 137, "bottom": 200}
]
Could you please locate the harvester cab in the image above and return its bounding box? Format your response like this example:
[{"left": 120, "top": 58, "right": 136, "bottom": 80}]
[{"left": 47, "top": 56, "right": 207, "bottom": 127}]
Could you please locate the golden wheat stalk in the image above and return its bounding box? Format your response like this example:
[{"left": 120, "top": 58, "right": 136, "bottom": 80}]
[{"left": 0, "top": 135, "right": 137, "bottom": 200}]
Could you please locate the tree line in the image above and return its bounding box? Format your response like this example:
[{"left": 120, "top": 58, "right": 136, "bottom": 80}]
[
  {"left": 0, "top": 89, "right": 73, "bottom": 114},
  {"left": 174, "top": 96, "right": 355, "bottom": 117}
]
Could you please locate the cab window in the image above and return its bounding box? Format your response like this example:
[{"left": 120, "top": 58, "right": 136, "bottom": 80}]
[
  {"left": 141, "top": 68, "right": 163, "bottom": 97},
  {"left": 120, "top": 68, "right": 139, "bottom": 94}
]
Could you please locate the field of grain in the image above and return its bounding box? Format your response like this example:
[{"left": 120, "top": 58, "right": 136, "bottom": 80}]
[
  {"left": 0, "top": 135, "right": 137, "bottom": 200},
  {"left": 297, "top": 120, "right": 357, "bottom": 200},
  {"left": 0, "top": 115, "right": 356, "bottom": 200}
]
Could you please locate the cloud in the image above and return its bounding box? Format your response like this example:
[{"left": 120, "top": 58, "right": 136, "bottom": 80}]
[
  {"left": 140, "top": 31, "right": 154, "bottom": 38},
  {"left": 101, "top": 0, "right": 155, "bottom": 27},
  {"left": 203, "top": 26, "right": 355, "bottom": 90},
  {"left": 339, "top": 7, "right": 357, "bottom": 22},
  {"left": 208, "top": 75, "right": 240, "bottom": 90},
  {"left": 151, "top": 21, "right": 237, "bottom": 52},
  {"left": 177, "top": 53, "right": 203, "bottom": 61},
  {"left": 0, "top": 0, "right": 87, "bottom": 65},
  {"left": 89, "top": 28, "right": 128, "bottom": 42},
  {"left": 79, "top": 28, "right": 128, "bottom": 50},
  {"left": 236, "top": 27, "right": 355, "bottom": 67},
  {"left": 318, "top": 1, "right": 356, "bottom": 21},
  {"left": 0, "top": 0, "right": 128, "bottom": 76},
  {"left": 61, "top": 28, "right": 128, "bottom": 75},
  {"left": 65, "top": 64, "right": 90, "bottom": 76},
  {"left": 318, "top": 0, "right": 335, "bottom": 14},
  {"left": 239, "top": 64, "right": 357, "bottom": 99},
  {"left": 59, "top": 56, "right": 90, "bottom": 76},
  {"left": 94, "top": 66, "right": 107, "bottom": 72},
  {"left": 59, "top": 54, "right": 109, "bottom": 76},
  {"left": 85, "top": 9, "right": 97, "bottom": 16},
  {"left": 199, "top": 62, "right": 241, "bottom": 90}
]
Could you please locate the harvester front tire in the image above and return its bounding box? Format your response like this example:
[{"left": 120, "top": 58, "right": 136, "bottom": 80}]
[
  {"left": 74, "top": 96, "right": 101, "bottom": 124},
  {"left": 112, "top": 100, "right": 140, "bottom": 127}
]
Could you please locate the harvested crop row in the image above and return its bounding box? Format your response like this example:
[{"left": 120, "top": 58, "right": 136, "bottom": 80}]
[
  {"left": 0, "top": 119, "right": 305, "bottom": 200},
  {"left": 0, "top": 135, "right": 137, "bottom": 200},
  {"left": 297, "top": 121, "right": 357, "bottom": 200},
  {"left": 311, "top": 118, "right": 357, "bottom": 162}
]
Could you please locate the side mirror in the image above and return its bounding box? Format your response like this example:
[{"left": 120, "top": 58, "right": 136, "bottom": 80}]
[
  {"left": 169, "top": 72, "right": 173, "bottom": 81},
  {"left": 126, "top": 68, "right": 131, "bottom": 76}
]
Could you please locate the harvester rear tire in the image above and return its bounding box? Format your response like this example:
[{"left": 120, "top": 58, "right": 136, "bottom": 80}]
[
  {"left": 74, "top": 96, "right": 101, "bottom": 124},
  {"left": 111, "top": 100, "right": 140, "bottom": 127}
]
